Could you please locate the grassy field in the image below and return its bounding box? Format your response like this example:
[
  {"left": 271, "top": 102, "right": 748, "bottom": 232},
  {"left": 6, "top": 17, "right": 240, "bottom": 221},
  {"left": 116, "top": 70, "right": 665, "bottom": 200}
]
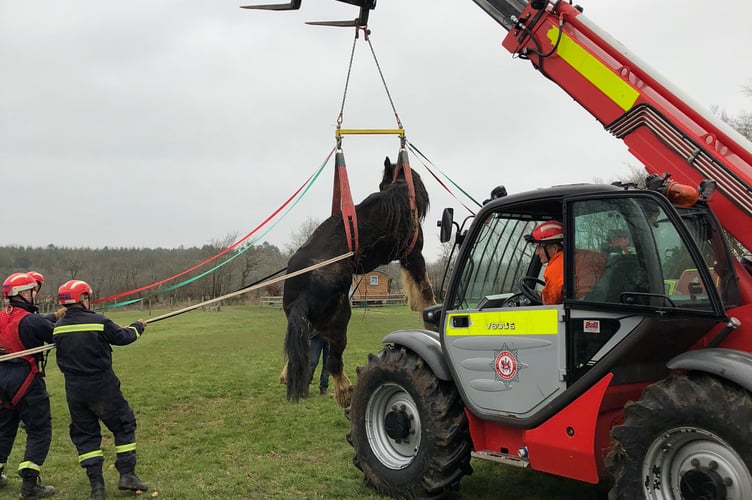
[{"left": 2, "top": 305, "right": 609, "bottom": 499}]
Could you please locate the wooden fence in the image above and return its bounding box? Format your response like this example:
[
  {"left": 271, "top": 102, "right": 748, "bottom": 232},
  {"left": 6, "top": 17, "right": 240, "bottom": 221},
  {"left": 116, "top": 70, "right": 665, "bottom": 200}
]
[{"left": 261, "top": 293, "right": 407, "bottom": 308}]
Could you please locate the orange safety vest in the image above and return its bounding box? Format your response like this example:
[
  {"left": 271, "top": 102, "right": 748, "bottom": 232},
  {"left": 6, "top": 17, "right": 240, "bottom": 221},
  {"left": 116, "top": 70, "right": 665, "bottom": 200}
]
[
  {"left": 542, "top": 251, "right": 564, "bottom": 305},
  {"left": 0, "top": 305, "right": 39, "bottom": 408}
]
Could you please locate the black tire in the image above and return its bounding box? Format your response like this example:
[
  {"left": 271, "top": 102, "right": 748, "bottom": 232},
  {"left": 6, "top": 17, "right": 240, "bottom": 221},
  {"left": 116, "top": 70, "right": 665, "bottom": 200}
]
[
  {"left": 347, "top": 345, "right": 472, "bottom": 499},
  {"left": 606, "top": 373, "right": 752, "bottom": 500}
]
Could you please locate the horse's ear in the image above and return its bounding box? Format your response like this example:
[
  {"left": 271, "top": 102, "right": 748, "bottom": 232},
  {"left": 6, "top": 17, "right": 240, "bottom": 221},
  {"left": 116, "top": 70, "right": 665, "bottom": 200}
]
[
  {"left": 380, "top": 157, "right": 394, "bottom": 191},
  {"left": 383, "top": 156, "right": 394, "bottom": 177}
]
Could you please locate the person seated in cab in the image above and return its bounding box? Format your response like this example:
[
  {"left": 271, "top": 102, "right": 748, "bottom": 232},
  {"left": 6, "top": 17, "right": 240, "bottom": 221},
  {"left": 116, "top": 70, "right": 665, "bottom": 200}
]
[
  {"left": 527, "top": 221, "right": 565, "bottom": 304},
  {"left": 601, "top": 228, "right": 631, "bottom": 255}
]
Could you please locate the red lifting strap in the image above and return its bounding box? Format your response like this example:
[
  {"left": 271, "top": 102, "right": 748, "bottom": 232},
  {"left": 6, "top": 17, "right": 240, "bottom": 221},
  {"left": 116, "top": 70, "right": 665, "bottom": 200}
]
[
  {"left": 332, "top": 151, "right": 359, "bottom": 254},
  {"left": 10, "top": 365, "right": 37, "bottom": 408},
  {"left": 393, "top": 148, "right": 420, "bottom": 255}
]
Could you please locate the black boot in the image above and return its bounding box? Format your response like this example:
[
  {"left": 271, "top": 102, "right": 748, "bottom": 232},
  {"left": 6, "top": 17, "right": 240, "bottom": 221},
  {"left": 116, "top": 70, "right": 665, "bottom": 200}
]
[
  {"left": 19, "top": 475, "right": 55, "bottom": 499},
  {"left": 88, "top": 475, "right": 106, "bottom": 500},
  {"left": 0, "top": 466, "right": 7, "bottom": 488},
  {"left": 118, "top": 473, "right": 148, "bottom": 492}
]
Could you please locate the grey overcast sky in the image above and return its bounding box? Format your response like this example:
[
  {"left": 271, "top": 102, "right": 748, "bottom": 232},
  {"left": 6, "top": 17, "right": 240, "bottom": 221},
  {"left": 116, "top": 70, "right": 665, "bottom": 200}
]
[{"left": 2, "top": 0, "right": 750, "bottom": 261}]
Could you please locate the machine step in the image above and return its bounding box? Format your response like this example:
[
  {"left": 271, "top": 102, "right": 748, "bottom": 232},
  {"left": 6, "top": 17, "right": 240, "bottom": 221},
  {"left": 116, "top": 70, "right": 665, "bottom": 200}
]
[{"left": 471, "top": 450, "right": 530, "bottom": 468}]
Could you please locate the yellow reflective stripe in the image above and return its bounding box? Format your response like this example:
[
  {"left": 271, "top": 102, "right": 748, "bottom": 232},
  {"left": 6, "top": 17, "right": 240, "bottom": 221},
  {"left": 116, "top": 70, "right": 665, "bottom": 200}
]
[
  {"left": 128, "top": 326, "right": 141, "bottom": 339},
  {"left": 18, "top": 461, "right": 41, "bottom": 472},
  {"left": 446, "top": 309, "right": 559, "bottom": 336},
  {"left": 547, "top": 26, "right": 639, "bottom": 112},
  {"left": 53, "top": 323, "right": 105, "bottom": 335},
  {"left": 116, "top": 443, "right": 136, "bottom": 454},
  {"left": 78, "top": 450, "right": 104, "bottom": 463}
]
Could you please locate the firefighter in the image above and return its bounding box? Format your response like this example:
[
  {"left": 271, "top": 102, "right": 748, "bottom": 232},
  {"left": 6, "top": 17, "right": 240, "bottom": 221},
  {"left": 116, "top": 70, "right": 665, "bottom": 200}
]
[
  {"left": 0, "top": 272, "right": 56, "bottom": 499},
  {"left": 53, "top": 280, "right": 148, "bottom": 500},
  {"left": 527, "top": 221, "right": 565, "bottom": 304}
]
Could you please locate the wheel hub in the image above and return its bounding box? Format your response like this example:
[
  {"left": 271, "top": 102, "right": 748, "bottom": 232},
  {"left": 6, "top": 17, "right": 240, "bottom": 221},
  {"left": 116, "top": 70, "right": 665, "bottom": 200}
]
[
  {"left": 364, "top": 383, "right": 422, "bottom": 470},
  {"left": 680, "top": 467, "right": 727, "bottom": 500},
  {"left": 642, "top": 427, "right": 751, "bottom": 500},
  {"left": 384, "top": 407, "right": 411, "bottom": 441}
]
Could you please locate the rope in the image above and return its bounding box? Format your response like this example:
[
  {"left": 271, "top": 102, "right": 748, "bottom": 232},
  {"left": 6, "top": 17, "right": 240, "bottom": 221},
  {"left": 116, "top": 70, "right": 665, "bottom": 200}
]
[
  {"left": 336, "top": 27, "right": 402, "bottom": 132},
  {"left": 366, "top": 35, "right": 402, "bottom": 129},
  {"left": 95, "top": 147, "right": 335, "bottom": 307},
  {"left": 0, "top": 251, "right": 354, "bottom": 363},
  {"left": 337, "top": 31, "right": 359, "bottom": 129},
  {"left": 406, "top": 141, "right": 482, "bottom": 213}
]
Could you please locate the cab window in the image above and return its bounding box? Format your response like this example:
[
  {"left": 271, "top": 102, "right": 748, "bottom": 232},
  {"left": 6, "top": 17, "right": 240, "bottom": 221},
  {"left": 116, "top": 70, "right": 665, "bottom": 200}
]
[
  {"left": 571, "top": 197, "right": 714, "bottom": 311},
  {"left": 449, "top": 213, "right": 536, "bottom": 310}
]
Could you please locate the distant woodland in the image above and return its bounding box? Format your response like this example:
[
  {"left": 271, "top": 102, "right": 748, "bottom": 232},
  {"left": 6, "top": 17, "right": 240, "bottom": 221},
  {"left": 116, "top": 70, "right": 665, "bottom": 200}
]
[{"left": 0, "top": 242, "right": 290, "bottom": 313}]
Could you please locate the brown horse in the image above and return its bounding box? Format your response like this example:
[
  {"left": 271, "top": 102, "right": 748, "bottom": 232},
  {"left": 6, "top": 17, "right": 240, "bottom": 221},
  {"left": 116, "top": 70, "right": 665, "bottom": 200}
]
[{"left": 281, "top": 155, "right": 435, "bottom": 407}]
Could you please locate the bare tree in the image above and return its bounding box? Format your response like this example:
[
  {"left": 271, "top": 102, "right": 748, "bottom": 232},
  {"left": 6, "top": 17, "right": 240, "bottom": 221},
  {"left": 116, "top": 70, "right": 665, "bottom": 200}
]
[{"left": 285, "top": 217, "right": 321, "bottom": 255}]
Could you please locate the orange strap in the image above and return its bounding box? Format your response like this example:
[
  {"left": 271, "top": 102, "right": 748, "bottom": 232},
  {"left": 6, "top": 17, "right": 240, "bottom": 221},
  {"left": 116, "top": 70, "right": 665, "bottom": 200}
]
[
  {"left": 393, "top": 149, "right": 419, "bottom": 256},
  {"left": 332, "top": 151, "right": 359, "bottom": 254}
]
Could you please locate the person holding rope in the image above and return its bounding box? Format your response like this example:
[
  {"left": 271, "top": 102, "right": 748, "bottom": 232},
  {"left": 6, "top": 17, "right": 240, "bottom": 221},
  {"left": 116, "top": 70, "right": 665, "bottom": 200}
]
[
  {"left": 0, "top": 272, "right": 56, "bottom": 499},
  {"left": 53, "top": 280, "right": 148, "bottom": 500}
]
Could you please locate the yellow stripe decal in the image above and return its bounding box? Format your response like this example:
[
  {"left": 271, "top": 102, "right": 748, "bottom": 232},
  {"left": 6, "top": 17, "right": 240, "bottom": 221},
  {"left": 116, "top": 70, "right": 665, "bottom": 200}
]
[
  {"left": 547, "top": 26, "right": 639, "bottom": 111},
  {"left": 53, "top": 323, "right": 104, "bottom": 335},
  {"left": 446, "top": 309, "right": 559, "bottom": 336}
]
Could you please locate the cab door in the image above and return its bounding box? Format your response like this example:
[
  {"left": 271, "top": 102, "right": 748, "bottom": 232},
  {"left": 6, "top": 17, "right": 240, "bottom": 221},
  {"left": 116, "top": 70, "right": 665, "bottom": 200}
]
[
  {"left": 565, "top": 192, "right": 728, "bottom": 385},
  {"left": 441, "top": 210, "right": 568, "bottom": 421}
]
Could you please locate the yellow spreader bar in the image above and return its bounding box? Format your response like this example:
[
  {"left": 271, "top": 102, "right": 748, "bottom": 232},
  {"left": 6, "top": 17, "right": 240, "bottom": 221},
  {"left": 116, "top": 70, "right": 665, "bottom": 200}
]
[{"left": 336, "top": 128, "right": 405, "bottom": 138}]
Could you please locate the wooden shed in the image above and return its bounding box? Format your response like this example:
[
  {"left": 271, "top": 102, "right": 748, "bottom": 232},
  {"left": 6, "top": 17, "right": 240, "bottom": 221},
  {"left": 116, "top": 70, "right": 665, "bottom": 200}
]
[{"left": 351, "top": 270, "right": 397, "bottom": 306}]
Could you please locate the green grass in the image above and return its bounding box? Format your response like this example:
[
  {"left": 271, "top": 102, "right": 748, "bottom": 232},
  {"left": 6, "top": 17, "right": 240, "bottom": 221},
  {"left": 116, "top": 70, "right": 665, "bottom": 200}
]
[{"left": 2, "top": 305, "right": 608, "bottom": 499}]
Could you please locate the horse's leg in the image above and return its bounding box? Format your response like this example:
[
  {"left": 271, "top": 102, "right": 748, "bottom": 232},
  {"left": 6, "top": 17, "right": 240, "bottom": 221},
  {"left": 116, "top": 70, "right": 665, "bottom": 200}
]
[
  {"left": 284, "top": 300, "right": 313, "bottom": 402},
  {"left": 323, "top": 295, "right": 353, "bottom": 408},
  {"left": 326, "top": 336, "right": 352, "bottom": 408},
  {"left": 279, "top": 360, "right": 288, "bottom": 385},
  {"left": 400, "top": 240, "right": 437, "bottom": 315}
]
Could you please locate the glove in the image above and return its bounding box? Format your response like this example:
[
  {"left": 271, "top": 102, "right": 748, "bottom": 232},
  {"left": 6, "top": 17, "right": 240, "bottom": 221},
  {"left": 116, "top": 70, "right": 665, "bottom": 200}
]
[
  {"left": 55, "top": 307, "right": 67, "bottom": 320},
  {"left": 136, "top": 320, "right": 147, "bottom": 331}
]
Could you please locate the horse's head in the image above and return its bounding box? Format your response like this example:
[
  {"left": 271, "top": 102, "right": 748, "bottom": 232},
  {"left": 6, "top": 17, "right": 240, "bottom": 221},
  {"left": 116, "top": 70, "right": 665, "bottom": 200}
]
[{"left": 380, "top": 156, "right": 429, "bottom": 220}]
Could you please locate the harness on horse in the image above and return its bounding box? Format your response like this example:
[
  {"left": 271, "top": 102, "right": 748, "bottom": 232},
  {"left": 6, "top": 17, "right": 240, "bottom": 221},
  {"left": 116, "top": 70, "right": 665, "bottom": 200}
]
[
  {"left": 392, "top": 147, "right": 420, "bottom": 256},
  {"left": 331, "top": 23, "right": 419, "bottom": 258}
]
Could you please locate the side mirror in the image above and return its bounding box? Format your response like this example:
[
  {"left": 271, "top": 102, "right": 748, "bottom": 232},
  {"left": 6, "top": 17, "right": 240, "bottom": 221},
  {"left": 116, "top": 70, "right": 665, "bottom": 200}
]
[
  {"left": 439, "top": 208, "right": 455, "bottom": 243},
  {"left": 422, "top": 304, "right": 443, "bottom": 332}
]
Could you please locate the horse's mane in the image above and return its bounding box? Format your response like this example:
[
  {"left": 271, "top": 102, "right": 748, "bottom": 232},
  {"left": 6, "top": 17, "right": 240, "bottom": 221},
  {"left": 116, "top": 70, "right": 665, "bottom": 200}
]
[{"left": 378, "top": 156, "right": 429, "bottom": 220}]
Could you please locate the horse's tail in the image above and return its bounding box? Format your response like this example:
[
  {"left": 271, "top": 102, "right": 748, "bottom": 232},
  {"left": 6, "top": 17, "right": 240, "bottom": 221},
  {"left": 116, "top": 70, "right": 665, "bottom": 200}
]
[{"left": 285, "top": 301, "right": 312, "bottom": 402}]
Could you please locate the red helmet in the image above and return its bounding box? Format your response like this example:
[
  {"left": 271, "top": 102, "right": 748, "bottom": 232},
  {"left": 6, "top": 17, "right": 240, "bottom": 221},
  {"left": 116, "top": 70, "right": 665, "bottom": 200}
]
[
  {"left": 529, "top": 221, "right": 564, "bottom": 243},
  {"left": 2, "top": 273, "right": 38, "bottom": 299},
  {"left": 58, "top": 280, "right": 93, "bottom": 305},
  {"left": 27, "top": 271, "right": 44, "bottom": 284},
  {"left": 27, "top": 271, "right": 45, "bottom": 290}
]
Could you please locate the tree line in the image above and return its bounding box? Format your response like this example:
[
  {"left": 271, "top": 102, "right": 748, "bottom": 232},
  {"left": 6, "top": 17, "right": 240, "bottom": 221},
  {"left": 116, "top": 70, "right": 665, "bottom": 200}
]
[{"left": 0, "top": 241, "right": 289, "bottom": 313}]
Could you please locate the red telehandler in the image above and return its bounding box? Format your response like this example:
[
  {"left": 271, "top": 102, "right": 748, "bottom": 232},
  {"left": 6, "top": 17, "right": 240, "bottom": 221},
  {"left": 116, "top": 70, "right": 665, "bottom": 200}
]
[{"left": 243, "top": 0, "right": 752, "bottom": 498}]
